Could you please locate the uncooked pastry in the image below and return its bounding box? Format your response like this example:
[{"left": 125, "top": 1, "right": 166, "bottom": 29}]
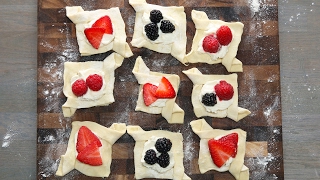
[
  {"left": 132, "top": 56, "right": 184, "bottom": 124},
  {"left": 184, "top": 10, "right": 244, "bottom": 72},
  {"left": 129, "top": 0, "right": 187, "bottom": 64},
  {"left": 127, "top": 125, "right": 191, "bottom": 180},
  {"left": 56, "top": 121, "right": 126, "bottom": 177},
  {"left": 182, "top": 68, "right": 250, "bottom": 121},
  {"left": 190, "top": 119, "right": 249, "bottom": 180},
  {"left": 62, "top": 53, "right": 124, "bottom": 117},
  {"left": 66, "top": 6, "right": 133, "bottom": 57}
]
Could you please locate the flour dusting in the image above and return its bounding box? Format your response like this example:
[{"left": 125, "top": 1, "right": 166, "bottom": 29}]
[
  {"left": 249, "top": 0, "right": 261, "bottom": 13},
  {"left": 2, "top": 121, "right": 21, "bottom": 148},
  {"left": 183, "top": 124, "right": 196, "bottom": 174},
  {"left": 246, "top": 153, "right": 277, "bottom": 179}
]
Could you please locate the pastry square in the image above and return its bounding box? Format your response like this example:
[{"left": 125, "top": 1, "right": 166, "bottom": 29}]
[
  {"left": 127, "top": 125, "right": 190, "bottom": 180},
  {"left": 182, "top": 68, "right": 250, "bottom": 122},
  {"left": 56, "top": 121, "right": 126, "bottom": 177},
  {"left": 129, "top": 0, "right": 187, "bottom": 64},
  {"left": 190, "top": 119, "right": 249, "bottom": 180},
  {"left": 62, "top": 53, "right": 124, "bottom": 117},
  {"left": 184, "top": 10, "right": 244, "bottom": 72},
  {"left": 132, "top": 56, "right": 184, "bottom": 124},
  {"left": 66, "top": 6, "right": 133, "bottom": 57}
]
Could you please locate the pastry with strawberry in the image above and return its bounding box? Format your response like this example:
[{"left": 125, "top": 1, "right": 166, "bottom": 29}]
[
  {"left": 183, "top": 68, "right": 250, "bottom": 122},
  {"left": 184, "top": 10, "right": 244, "bottom": 72},
  {"left": 56, "top": 121, "right": 126, "bottom": 177},
  {"left": 190, "top": 119, "right": 249, "bottom": 180},
  {"left": 66, "top": 6, "right": 133, "bottom": 57},
  {"left": 132, "top": 57, "right": 184, "bottom": 124}
]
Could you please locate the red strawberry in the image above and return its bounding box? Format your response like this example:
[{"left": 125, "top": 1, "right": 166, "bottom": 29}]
[
  {"left": 155, "top": 77, "right": 176, "bottom": 99},
  {"left": 208, "top": 133, "right": 238, "bottom": 168},
  {"left": 92, "top": 15, "right": 113, "bottom": 34},
  {"left": 202, "top": 35, "right": 221, "bottom": 53},
  {"left": 76, "top": 142, "right": 103, "bottom": 166},
  {"left": 216, "top": 25, "right": 233, "bottom": 46},
  {"left": 86, "top": 74, "right": 103, "bottom": 91},
  {"left": 72, "top": 79, "right": 88, "bottom": 97},
  {"left": 214, "top": 80, "right": 234, "bottom": 101},
  {"left": 84, "top": 27, "right": 105, "bottom": 49},
  {"left": 76, "top": 126, "right": 102, "bottom": 153},
  {"left": 143, "top": 83, "right": 159, "bottom": 106}
]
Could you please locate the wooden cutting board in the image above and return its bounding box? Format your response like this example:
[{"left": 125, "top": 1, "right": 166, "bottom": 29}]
[{"left": 37, "top": 0, "right": 283, "bottom": 179}]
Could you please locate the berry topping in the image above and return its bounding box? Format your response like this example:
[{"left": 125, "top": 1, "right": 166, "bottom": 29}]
[
  {"left": 201, "top": 93, "right": 217, "bottom": 106},
  {"left": 214, "top": 80, "right": 234, "bottom": 101},
  {"left": 155, "top": 77, "right": 176, "bottom": 99},
  {"left": 202, "top": 35, "right": 221, "bottom": 53},
  {"left": 144, "top": 149, "right": 157, "bottom": 165},
  {"left": 143, "top": 83, "right": 158, "bottom": 106},
  {"left": 144, "top": 22, "right": 159, "bottom": 41},
  {"left": 84, "top": 27, "right": 105, "bottom": 49},
  {"left": 76, "top": 142, "right": 103, "bottom": 166},
  {"left": 149, "top": 10, "right": 163, "bottom": 23},
  {"left": 216, "top": 25, "right": 233, "bottom": 46},
  {"left": 72, "top": 79, "right": 88, "bottom": 97},
  {"left": 208, "top": 133, "right": 238, "bottom": 168},
  {"left": 157, "top": 152, "right": 170, "bottom": 168},
  {"left": 155, "top": 137, "right": 172, "bottom": 153},
  {"left": 160, "top": 20, "right": 175, "bottom": 33},
  {"left": 92, "top": 15, "right": 113, "bottom": 34},
  {"left": 76, "top": 126, "right": 102, "bottom": 153},
  {"left": 86, "top": 74, "right": 103, "bottom": 91}
]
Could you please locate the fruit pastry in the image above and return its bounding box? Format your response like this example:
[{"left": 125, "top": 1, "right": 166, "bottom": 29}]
[
  {"left": 129, "top": 0, "right": 187, "bottom": 64},
  {"left": 182, "top": 68, "right": 250, "bottom": 122},
  {"left": 66, "top": 6, "right": 133, "bottom": 57},
  {"left": 132, "top": 56, "right": 184, "bottom": 124},
  {"left": 184, "top": 10, "right": 244, "bottom": 72},
  {"left": 127, "top": 125, "right": 191, "bottom": 180},
  {"left": 62, "top": 53, "right": 123, "bottom": 117},
  {"left": 190, "top": 119, "right": 249, "bottom": 180},
  {"left": 56, "top": 121, "right": 126, "bottom": 177}
]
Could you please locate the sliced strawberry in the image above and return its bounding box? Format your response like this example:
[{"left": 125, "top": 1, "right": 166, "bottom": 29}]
[
  {"left": 84, "top": 27, "right": 105, "bottom": 49},
  {"left": 76, "top": 142, "right": 103, "bottom": 166},
  {"left": 72, "top": 79, "right": 88, "bottom": 97},
  {"left": 214, "top": 80, "right": 234, "bottom": 101},
  {"left": 76, "top": 126, "right": 102, "bottom": 153},
  {"left": 216, "top": 25, "right": 233, "bottom": 46},
  {"left": 92, "top": 15, "right": 113, "bottom": 34},
  {"left": 155, "top": 77, "right": 176, "bottom": 99},
  {"left": 143, "top": 83, "right": 158, "bottom": 106},
  {"left": 202, "top": 34, "right": 221, "bottom": 53},
  {"left": 208, "top": 133, "right": 238, "bottom": 168}
]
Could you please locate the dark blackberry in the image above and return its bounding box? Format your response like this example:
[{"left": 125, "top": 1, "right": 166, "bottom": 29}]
[
  {"left": 160, "top": 20, "right": 175, "bottom": 33},
  {"left": 157, "top": 152, "right": 170, "bottom": 168},
  {"left": 144, "top": 22, "right": 159, "bottom": 41},
  {"left": 150, "top": 9, "right": 163, "bottom": 23},
  {"left": 155, "top": 137, "right": 172, "bottom": 153},
  {"left": 201, "top": 93, "right": 217, "bottom": 106},
  {"left": 144, "top": 149, "right": 157, "bottom": 165}
]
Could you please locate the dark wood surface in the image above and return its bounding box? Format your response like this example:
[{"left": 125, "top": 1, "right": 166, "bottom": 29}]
[{"left": 0, "top": 0, "right": 319, "bottom": 179}]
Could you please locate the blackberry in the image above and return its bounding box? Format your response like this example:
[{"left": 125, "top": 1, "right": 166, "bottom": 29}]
[
  {"left": 144, "top": 149, "right": 157, "bottom": 165},
  {"left": 201, "top": 93, "right": 217, "bottom": 106},
  {"left": 144, "top": 22, "right": 159, "bottom": 41},
  {"left": 157, "top": 152, "right": 170, "bottom": 168},
  {"left": 150, "top": 10, "right": 163, "bottom": 23},
  {"left": 160, "top": 20, "right": 175, "bottom": 33},
  {"left": 155, "top": 137, "right": 172, "bottom": 153}
]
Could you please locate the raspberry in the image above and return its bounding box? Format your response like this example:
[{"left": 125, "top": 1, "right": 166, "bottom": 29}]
[
  {"left": 150, "top": 10, "right": 163, "bottom": 23},
  {"left": 155, "top": 138, "right": 172, "bottom": 153},
  {"left": 157, "top": 152, "right": 170, "bottom": 168},
  {"left": 144, "top": 149, "right": 157, "bottom": 165},
  {"left": 160, "top": 20, "right": 175, "bottom": 33},
  {"left": 201, "top": 93, "right": 217, "bottom": 106},
  {"left": 202, "top": 35, "right": 221, "bottom": 53},
  {"left": 72, "top": 79, "right": 88, "bottom": 97},
  {"left": 216, "top": 25, "right": 233, "bottom": 46},
  {"left": 86, "top": 74, "right": 103, "bottom": 91},
  {"left": 214, "top": 80, "right": 234, "bottom": 101},
  {"left": 144, "top": 22, "right": 159, "bottom": 41}
]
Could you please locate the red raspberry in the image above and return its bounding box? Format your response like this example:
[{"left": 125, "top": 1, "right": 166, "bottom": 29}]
[
  {"left": 216, "top": 25, "right": 233, "bottom": 46},
  {"left": 202, "top": 35, "right": 221, "bottom": 53},
  {"left": 214, "top": 80, "right": 234, "bottom": 101},
  {"left": 72, "top": 79, "right": 88, "bottom": 97},
  {"left": 86, "top": 74, "right": 103, "bottom": 91}
]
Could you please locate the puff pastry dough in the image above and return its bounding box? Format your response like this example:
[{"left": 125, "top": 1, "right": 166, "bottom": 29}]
[
  {"left": 129, "top": 0, "right": 187, "bottom": 64},
  {"left": 184, "top": 10, "right": 244, "bottom": 72},
  {"left": 66, "top": 6, "right": 133, "bottom": 57},
  {"left": 62, "top": 53, "right": 124, "bottom": 117},
  {"left": 127, "top": 125, "right": 190, "bottom": 180},
  {"left": 132, "top": 56, "right": 184, "bottom": 124},
  {"left": 190, "top": 119, "right": 249, "bottom": 180},
  {"left": 56, "top": 121, "right": 126, "bottom": 177},
  {"left": 182, "top": 68, "right": 250, "bottom": 121}
]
